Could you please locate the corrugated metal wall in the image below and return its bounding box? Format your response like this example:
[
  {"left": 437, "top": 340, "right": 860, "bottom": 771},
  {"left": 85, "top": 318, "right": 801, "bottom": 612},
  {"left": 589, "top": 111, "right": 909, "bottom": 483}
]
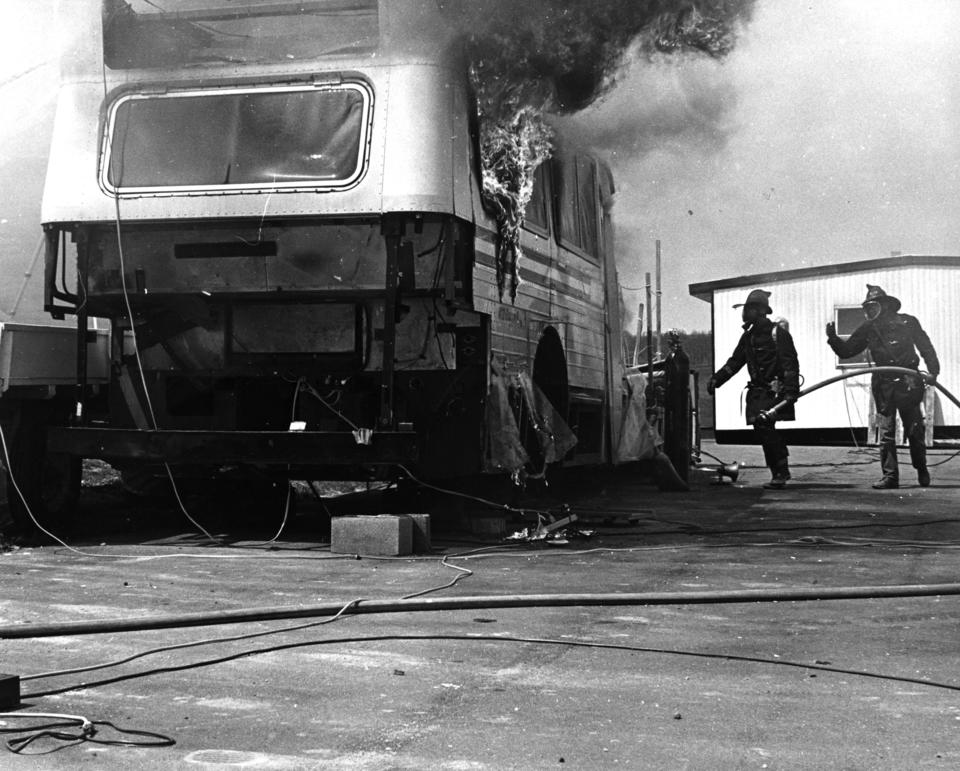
[{"left": 711, "top": 264, "right": 959, "bottom": 433}]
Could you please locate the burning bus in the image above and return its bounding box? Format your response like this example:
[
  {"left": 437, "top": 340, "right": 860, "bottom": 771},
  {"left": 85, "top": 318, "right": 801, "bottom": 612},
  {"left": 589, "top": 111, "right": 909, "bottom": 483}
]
[{"left": 0, "top": 0, "right": 633, "bottom": 525}]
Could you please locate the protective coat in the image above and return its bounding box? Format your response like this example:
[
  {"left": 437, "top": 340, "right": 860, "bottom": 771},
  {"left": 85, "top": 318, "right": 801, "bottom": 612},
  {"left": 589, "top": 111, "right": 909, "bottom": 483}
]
[
  {"left": 827, "top": 313, "right": 939, "bottom": 415},
  {"left": 713, "top": 317, "right": 800, "bottom": 424}
]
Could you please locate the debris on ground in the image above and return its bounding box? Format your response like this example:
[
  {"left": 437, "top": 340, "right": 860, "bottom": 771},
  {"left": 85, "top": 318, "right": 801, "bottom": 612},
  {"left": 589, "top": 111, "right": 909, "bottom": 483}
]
[{"left": 506, "top": 509, "right": 594, "bottom": 543}]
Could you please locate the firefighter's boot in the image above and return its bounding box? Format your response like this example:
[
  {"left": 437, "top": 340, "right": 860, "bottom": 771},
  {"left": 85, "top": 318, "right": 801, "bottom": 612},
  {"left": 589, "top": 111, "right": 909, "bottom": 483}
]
[{"left": 763, "top": 460, "right": 790, "bottom": 490}]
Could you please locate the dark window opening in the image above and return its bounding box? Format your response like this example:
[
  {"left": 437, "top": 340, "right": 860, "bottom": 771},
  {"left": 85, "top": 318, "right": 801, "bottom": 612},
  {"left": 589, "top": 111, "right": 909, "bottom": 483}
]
[{"left": 835, "top": 306, "right": 870, "bottom": 368}]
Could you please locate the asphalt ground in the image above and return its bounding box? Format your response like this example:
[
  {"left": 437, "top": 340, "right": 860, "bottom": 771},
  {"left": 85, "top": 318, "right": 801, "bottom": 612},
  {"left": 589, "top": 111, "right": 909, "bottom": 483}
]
[{"left": 0, "top": 440, "right": 959, "bottom": 769}]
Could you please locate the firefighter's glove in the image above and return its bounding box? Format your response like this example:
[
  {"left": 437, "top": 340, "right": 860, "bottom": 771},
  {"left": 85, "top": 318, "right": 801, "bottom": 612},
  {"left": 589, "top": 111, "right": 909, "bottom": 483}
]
[
  {"left": 754, "top": 410, "right": 775, "bottom": 428},
  {"left": 706, "top": 377, "right": 717, "bottom": 396},
  {"left": 825, "top": 322, "right": 837, "bottom": 340},
  {"left": 923, "top": 372, "right": 938, "bottom": 385}
]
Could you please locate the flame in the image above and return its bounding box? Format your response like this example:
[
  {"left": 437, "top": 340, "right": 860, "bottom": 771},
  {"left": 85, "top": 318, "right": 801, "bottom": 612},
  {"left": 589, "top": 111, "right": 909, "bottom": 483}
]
[
  {"left": 477, "top": 109, "right": 552, "bottom": 301},
  {"left": 469, "top": 49, "right": 554, "bottom": 300},
  {"left": 465, "top": 0, "right": 756, "bottom": 299}
]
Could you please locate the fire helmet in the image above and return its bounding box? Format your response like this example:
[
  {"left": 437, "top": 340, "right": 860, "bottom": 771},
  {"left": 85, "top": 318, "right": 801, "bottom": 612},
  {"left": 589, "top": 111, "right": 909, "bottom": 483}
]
[
  {"left": 862, "top": 284, "right": 901, "bottom": 312},
  {"left": 732, "top": 289, "right": 772, "bottom": 314}
]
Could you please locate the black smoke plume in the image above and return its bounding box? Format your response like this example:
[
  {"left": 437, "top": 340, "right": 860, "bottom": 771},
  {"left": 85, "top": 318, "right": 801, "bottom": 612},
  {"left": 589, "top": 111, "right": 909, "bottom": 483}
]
[{"left": 463, "top": 0, "right": 756, "bottom": 299}]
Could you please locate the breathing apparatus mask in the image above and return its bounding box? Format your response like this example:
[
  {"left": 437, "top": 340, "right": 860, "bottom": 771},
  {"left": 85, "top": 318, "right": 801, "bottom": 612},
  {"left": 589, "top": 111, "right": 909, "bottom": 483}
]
[
  {"left": 863, "top": 301, "right": 882, "bottom": 321},
  {"left": 741, "top": 304, "right": 762, "bottom": 325}
]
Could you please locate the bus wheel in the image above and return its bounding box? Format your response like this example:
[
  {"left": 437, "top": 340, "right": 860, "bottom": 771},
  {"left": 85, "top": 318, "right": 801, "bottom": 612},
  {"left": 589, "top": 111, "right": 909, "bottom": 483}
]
[{"left": 4, "top": 402, "right": 81, "bottom": 533}]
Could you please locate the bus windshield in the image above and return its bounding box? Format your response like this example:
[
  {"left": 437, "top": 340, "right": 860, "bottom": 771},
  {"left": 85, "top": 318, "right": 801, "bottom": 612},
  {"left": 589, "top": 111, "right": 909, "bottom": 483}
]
[{"left": 103, "top": 0, "right": 380, "bottom": 69}]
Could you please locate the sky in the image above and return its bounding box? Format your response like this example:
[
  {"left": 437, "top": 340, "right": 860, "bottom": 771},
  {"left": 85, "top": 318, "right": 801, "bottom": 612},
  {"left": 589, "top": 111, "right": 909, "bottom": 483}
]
[
  {"left": 561, "top": 0, "right": 960, "bottom": 331},
  {"left": 0, "top": 0, "right": 957, "bottom": 331}
]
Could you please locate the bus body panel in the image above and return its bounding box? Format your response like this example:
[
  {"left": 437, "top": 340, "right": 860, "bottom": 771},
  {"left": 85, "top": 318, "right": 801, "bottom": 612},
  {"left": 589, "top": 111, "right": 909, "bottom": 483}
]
[
  {"left": 25, "top": 0, "right": 627, "bottom": 488},
  {"left": 42, "top": 64, "right": 476, "bottom": 225}
]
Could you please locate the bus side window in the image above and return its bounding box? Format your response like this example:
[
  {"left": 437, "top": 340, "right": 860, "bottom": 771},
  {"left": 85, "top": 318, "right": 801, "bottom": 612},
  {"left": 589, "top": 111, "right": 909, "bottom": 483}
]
[
  {"left": 551, "top": 152, "right": 598, "bottom": 260},
  {"left": 576, "top": 156, "right": 598, "bottom": 257},
  {"left": 553, "top": 154, "right": 580, "bottom": 251},
  {"left": 523, "top": 163, "right": 549, "bottom": 233}
]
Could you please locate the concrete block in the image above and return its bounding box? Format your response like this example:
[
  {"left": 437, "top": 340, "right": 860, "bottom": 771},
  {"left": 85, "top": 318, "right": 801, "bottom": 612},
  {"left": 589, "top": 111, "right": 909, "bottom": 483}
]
[
  {"left": 404, "top": 513, "right": 431, "bottom": 553},
  {"left": 331, "top": 514, "right": 412, "bottom": 556}
]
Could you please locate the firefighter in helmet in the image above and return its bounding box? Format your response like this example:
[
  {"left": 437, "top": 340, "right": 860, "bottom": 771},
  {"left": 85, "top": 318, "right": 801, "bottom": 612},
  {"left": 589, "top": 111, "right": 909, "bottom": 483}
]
[
  {"left": 826, "top": 285, "right": 939, "bottom": 489},
  {"left": 707, "top": 289, "right": 800, "bottom": 489}
]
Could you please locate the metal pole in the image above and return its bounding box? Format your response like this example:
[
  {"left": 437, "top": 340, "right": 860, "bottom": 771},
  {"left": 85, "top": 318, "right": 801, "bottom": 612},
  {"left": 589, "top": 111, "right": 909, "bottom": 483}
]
[
  {"left": 76, "top": 235, "right": 89, "bottom": 426},
  {"left": 645, "top": 272, "right": 653, "bottom": 375},
  {"left": 633, "top": 302, "right": 643, "bottom": 367},
  {"left": 380, "top": 216, "right": 403, "bottom": 428},
  {"left": 655, "top": 239, "right": 662, "bottom": 359}
]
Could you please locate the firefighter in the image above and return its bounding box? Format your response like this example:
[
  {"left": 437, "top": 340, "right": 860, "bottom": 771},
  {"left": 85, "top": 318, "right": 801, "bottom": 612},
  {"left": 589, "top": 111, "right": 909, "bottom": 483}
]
[
  {"left": 707, "top": 289, "right": 800, "bottom": 489},
  {"left": 826, "top": 284, "right": 939, "bottom": 489}
]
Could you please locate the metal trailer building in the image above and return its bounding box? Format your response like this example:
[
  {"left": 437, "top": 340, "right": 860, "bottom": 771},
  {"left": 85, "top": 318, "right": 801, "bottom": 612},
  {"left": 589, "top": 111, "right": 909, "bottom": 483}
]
[{"left": 689, "top": 255, "right": 960, "bottom": 446}]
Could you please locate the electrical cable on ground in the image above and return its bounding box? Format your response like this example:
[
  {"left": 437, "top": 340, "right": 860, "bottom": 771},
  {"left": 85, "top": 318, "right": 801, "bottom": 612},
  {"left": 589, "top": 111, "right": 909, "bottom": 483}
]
[
  {"left": 699, "top": 447, "right": 958, "bottom": 472},
  {"left": 397, "top": 464, "right": 553, "bottom": 519},
  {"left": 8, "top": 504, "right": 960, "bottom": 564},
  {"left": 20, "top": 632, "right": 960, "bottom": 702},
  {"left": 0, "top": 712, "right": 174, "bottom": 754},
  {"left": 21, "top": 546, "right": 490, "bottom": 683},
  {"left": 22, "top": 598, "right": 365, "bottom": 684},
  {"left": 5, "top": 546, "right": 482, "bottom": 747},
  {"left": 788, "top": 534, "right": 960, "bottom": 549},
  {"left": 16, "top": 539, "right": 958, "bottom": 692}
]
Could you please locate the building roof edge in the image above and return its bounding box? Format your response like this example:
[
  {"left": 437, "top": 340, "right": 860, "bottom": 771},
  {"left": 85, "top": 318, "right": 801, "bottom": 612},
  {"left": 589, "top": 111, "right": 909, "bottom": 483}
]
[{"left": 688, "top": 254, "right": 960, "bottom": 302}]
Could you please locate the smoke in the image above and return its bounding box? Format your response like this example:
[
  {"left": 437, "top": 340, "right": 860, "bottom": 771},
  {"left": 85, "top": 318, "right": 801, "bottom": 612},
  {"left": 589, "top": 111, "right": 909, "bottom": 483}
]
[
  {"left": 462, "top": 0, "right": 755, "bottom": 113},
  {"left": 553, "top": 54, "right": 740, "bottom": 158},
  {"left": 550, "top": 52, "right": 744, "bottom": 335},
  {"left": 459, "top": 0, "right": 756, "bottom": 299}
]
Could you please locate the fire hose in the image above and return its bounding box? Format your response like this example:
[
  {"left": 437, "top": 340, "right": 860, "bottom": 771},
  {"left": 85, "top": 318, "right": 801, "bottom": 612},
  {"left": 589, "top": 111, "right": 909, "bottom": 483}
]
[
  {"left": 759, "top": 366, "right": 959, "bottom": 423},
  {"left": 4, "top": 584, "right": 960, "bottom": 639}
]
